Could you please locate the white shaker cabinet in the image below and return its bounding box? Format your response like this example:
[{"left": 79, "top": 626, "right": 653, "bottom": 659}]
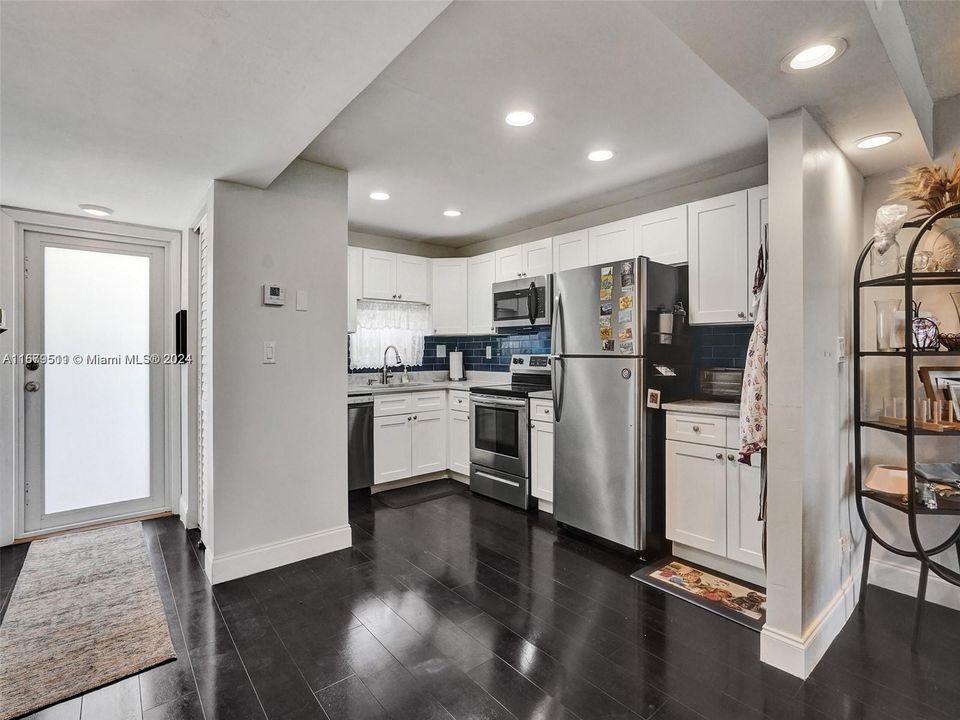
[
  {"left": 530, "top": 421, "right": 554, "bottom": 505},
  {"left": 347, "top": 246, "right": 363, "bottom": 333},
  {"left": 448, "top": 394, "right": 470, "bottom": 476},
  {"left": 746, "top": 185, "right": 768, "bottom": 322},
  {"left": 687, "top": 190, "right": 750, "bottom": 324},
  {"left": 522, "top": 237, "right": 554, "bottom": 277},
  {"left": 665, "top": 439, "right": 728, "bottom": 556},
  {"left": 553, "top": 229, "right": 589, "bottom": 272},
  {"left": 588, "top": 218, "right": 636, "bottom": 265},
  {"left": 362, "top": 249, "right": 399, "bottom": 301},
  {"left": 637, "top": 205, "right": 688, "bottom": 265},
  {"left": 494, "top": 246, "right": 524, "bottom": 281},
  {"left": 726, "top": 451, "right": 764, "bottom": 568},
  {"left": 431, "top": 258, "right": 469, "bottom": 334},
  {"left": 468, "top": 252, "right": 496, "bottom": 334},
  {"left": 396, "top": 254, "right": 430, "bottom": 303},
  {"left": 374, "top": 415, "right": 413, "bottom": 484},
  {"left": 411, "top": 410, "right": 447, "bottom": 476}
]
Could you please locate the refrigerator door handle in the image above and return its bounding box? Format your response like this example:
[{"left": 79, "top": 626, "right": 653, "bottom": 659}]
[
  {"left": 551, "top": 291, "right": 564, "bottom": 356},
  {"left": 552, "top": 355, "right": 565, "bottom": 422}
]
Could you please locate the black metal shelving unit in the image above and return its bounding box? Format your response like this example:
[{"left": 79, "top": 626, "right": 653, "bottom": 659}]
[{"left": 853, "top": 202, "right": 960, "bottom": 647}]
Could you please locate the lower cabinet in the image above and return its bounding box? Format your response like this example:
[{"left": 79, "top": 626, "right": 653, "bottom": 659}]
[
  {"left": 374, "top": 414, "right": 413, "bottom": 484},
  {"left": 411, "top": 410, "right": 447, "bottom": 475},
  {"left": 530, "top": 419, "right": 554, "bottom": 503},
  {"left": 448, "top": 408, "right": 470, "bottom": 476},
  {"left": 665, "top": 431, "right": 764, "bottom": 570},
  {"left": 373, "top": 393, "right": 447, "bottom": 484}
]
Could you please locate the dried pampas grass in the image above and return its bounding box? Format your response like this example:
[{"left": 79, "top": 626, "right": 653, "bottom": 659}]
[{"left": 888, "top": 152, "right": 960, "bottom": 218}]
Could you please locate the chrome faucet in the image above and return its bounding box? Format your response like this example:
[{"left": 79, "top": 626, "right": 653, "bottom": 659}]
[{"left": 381, "top": 345, "right": 402, "bottom": 385}]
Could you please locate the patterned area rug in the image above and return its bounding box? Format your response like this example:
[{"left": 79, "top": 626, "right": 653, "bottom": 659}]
[
  {"left": 631, "top": 557, "right": 767, "bottom": 631},
  {"left": 0, "top": 523, "right": 176, "bottom": 719}
]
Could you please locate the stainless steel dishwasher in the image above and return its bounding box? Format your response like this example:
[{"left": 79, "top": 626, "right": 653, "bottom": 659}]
[{"left": 348, "top": 396, "right": 374, "bottom": 490}]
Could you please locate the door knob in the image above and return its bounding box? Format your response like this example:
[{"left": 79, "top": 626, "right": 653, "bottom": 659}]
[{"left": 24, "top": 381, "right": 40, "bottom": 392}]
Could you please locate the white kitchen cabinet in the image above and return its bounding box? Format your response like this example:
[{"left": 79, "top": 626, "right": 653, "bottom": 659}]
[
  {"left": 411, "top": 410, "right": 447, "bottom": 475},
  {"left": 362, "top": 249, "right": 398, "bottom": 301},
  {"left": 726, "top": 452, "right": 764, "bottom": 569},
  {"left": 495, "top": 238, "right": 553, "bottom": 281},
  {"left": 530, "top": 418, "right": 554, "bottom": 504},
  {"left": 468, "top": 252, "right": 496, "bottom": 333},
  {"left": 666, "top": 439, "right": 728, "bottom": 555},
  {"left": 687, "top": 190, "right": 750, "bottom": 324},
  {"left": 447, "top": 407, "right": 470, "bottom": 476},
  {"left": 589, "top": 218, "right": 636, "bottom": 265},
  {"left": 747, "top": 185, "right": 768, "bottom": 322},
  {"left": 431, "top": 258, "right": 469, "bottom": 334},
  {"left": 637, "top": 204, "right": 688, "bottom": 265},
  {"left": 374, "top": 415, "right": 413, "bottom": 484},
  {"left": 347, "top": 246, "right": 363, "bottom": 333},
  {"left": 396, "top": 254, "right": 430, "bottom": 303},
  {"left": 553, "top": 229, "right": 590, "bottom": 272},
  {"left": 361, "top": 249, "right": 430, "bottom": 303}
]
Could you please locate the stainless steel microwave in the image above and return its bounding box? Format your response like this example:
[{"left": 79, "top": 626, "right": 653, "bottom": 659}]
[{"left": 492, "top": 275, "right": 552, "bottom": 329}]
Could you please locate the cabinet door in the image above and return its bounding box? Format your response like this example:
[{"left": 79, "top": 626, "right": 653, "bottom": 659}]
[
  {"left": 688, "top": 190, "right": 749, "bottom": 324},
  {"left": 468, "top": 252, "right": 496, "bottom": 333},
  {"left": 396, "top": 254, "right": 430, "bottom": 303},
  {"left": 431, "top": 258, "right": 469, "bottom": 334},
  {"left": 638, "top": 205, "right": 688, "bottom": 265},
  {"left": 362, "top": 249, "right": 398, "bottom": 300},
  {"left": 374, "top": 415, "right": 412, "bottom": 484},
  {"left": 588, "top": 218, "right": 637, "bottom": 265},
  {"left": 412, "top": 410, "right": 447, "bottom": 475},
  {"left": 522, "top": 238, "right": 553, "bottom": 277},
  {"left": 553, "top": 229, "right": 589, "bottom": 272},
  {"left": 447, "top": 410, "right": 470, "bottom": 476},
  {"left": 747, "top": 185, "right": 768, "bottom": 323},
  {"left": 726, "top": 451, "right": 764, "bottom": 569},
  {"left": 494, "top": 246, "right": 524, "bottom": 282},
  {"left": 347, "top": 246, "right": 363, "bottom": 333},
  {"left": 665, "top": 439, "right": 727, "bottom": 555},
  {"left": 530, "top": 420, "right": 554, "bottom": 502}
]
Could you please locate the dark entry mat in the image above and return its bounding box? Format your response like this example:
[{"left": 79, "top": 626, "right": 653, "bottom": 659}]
[
  {"left": 631, "top": 557, "right": 767, "bottom": 631},
  {"left": 374, "top": 479, "right": 466, "bottom": 509}
]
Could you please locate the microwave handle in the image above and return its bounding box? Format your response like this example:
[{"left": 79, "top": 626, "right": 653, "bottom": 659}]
[{"left": 527, "top": 281, "right": 537, "bottom": 326}]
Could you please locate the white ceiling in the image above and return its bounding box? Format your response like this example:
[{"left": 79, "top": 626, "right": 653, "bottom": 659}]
[
  {"left": 644, "top": 0, "right": 932, "bottom": 177},
  {"left": 0, "top": 1, "right": 447, "bottom": 228},
  {"left": 301, "top": 1, "right": 768, "bottom": 246},
  {"left": 901, "top": 0, "right": 960, "bottom": 102}
]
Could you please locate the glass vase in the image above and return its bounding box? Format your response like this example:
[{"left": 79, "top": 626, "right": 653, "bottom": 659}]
[{"left": 875, "top": 299, "right": 900, "bottom": 351}]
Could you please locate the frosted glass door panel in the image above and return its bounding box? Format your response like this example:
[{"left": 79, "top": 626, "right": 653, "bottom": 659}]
[{"left": 43, "top": 247, "right": 151, "bottom": 514}]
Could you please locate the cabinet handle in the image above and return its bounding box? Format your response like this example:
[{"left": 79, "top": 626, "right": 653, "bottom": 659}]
[
  {"left": 413, "top": 415, "right": 418, "bottom": 420},
  {"left": 407, "top": 416, "right": 412, "bottom": 421},
  {"left": 692, "top": 425, "right": 701, "bottom": 432},
  {"left": 737, "top": 311, "right": 746, "bottom": 319},
  {"left": 398, "top": 294, "right": 403, "bottom": 300},
  {"left": 715, "top": 452, "right": 723, "bottom": 460},
  {"left": 727, "top": 454, "right": 736, "bottom": 461}
]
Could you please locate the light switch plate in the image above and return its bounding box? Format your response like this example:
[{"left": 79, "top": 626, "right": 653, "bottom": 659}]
[
  {"left": 436, "top": 344, "right": 446, "bottom": 358},
  {"left": 263, "top": 341, "right": 276, "bottom": 364},
  {"left": 296, "top": 290, "right": 308, "bottom": 312}
]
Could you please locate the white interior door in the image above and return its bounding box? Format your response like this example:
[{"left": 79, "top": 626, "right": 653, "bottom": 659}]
[{"left": 23, "top": 231, "right": 167, "bottom": 533}]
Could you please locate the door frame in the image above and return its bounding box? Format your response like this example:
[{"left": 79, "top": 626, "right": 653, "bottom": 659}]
[{"left": 3, "top": 208, "right": 182, "bottom": 541}]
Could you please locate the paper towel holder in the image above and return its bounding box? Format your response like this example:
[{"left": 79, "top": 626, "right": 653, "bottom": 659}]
[{"left": 448, "top": 350, "right": 464, "bottom": 381}]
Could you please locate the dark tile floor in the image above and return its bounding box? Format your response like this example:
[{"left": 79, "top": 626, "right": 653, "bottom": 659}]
[{"left": 4, "top": 483, "right": 960, "bottom": 720}]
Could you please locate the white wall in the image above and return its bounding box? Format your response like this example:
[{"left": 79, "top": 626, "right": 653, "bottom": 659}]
[
  {"left": 763, "top": 108, "right": 864, "bottom": 678},
  {"left": 0, "top": 211, "right": 16, "bottom": 545},
  {"left": 205, "top": 159, "right": 350, "bottom": 583}
]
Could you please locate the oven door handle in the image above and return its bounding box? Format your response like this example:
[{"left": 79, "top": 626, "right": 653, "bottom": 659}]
[{"left": 471, "top": 395, "right": 528, "bottom": 408}]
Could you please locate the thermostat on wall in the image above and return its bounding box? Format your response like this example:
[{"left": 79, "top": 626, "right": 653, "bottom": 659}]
[{"left": 262, "top": 283, "right": 285, "bottom": 306}]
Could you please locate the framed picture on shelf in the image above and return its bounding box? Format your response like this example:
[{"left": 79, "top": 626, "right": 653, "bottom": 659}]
[
  {"left": 918, "top": 366, "right": 960, "bottom": 415},
  {"left": 949, "top": 382, "right": 960, "bottom": 422}
]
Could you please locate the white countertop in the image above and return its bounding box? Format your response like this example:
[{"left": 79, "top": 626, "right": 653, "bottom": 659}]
[
  {"left": 662, "top": 399, "right": 740, "bottom": 417},
  {"left": 528, "top": 390, "right": 553, "bottom": 400}
]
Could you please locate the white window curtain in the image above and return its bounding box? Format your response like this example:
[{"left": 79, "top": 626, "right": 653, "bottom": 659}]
[{"left": 350, "top": 300, "right": 430, "bottom": 370}]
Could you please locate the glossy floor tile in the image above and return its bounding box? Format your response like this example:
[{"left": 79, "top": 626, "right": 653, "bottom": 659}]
[{"left": 3, "top": 483, "right": 959, "bottom": 720}]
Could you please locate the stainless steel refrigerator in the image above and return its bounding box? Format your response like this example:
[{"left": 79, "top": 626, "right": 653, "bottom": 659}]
[{"left": 551, "top": 257, "right": 692, "bottom": 555}]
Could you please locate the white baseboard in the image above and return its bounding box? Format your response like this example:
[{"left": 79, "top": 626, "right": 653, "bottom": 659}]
[
  {"left": 869, "top": 557, "right": 960, "bottom": 611},
  {"left": 205, "top": 524, "right": 352, "bottom": 584},
  {"left": 760, "top": 572, "right": 857, "bottom": 678},
  {"left": 369, "top": 471, "right": 456, "bottom": 494},
  {"left": 538, "top": 499, "right": 554, "bottom": 515}
]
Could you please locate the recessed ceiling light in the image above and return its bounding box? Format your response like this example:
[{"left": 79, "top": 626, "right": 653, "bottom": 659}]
[
  {"left": 443, "top": 209, "right": 462, "bottom": 217},
  {"left": 79, "top": 204, "right": 113, "bottom": 217},
  {"left": 369, "top": 191, "right": 390, "bottom": 200},
  {"left": 856, "top": 132, "right": 901, "bottom": 149},
  {"left": 780, "top": 38, "right": 847, "bottom": 72},
  {"left": 505, "top": 111, "right": 535, "bottom": 127},
  {"left": 587, "top": 150, "right": 614, "bottom": 162}
]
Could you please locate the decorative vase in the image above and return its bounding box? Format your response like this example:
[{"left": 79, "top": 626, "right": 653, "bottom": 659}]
[
  {"left": 930, "top": 219, "right": 960, "bottom": 272},
  {"left": 875, "top": 299, "right": 899, "bottom": 351},
  {"left": 869, "top": 233, "right": 901, "bottom": 279}
]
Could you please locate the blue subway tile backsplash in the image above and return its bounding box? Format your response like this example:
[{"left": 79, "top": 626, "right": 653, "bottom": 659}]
[{"left": 692, "top": 324, "right": 751, "bottom": 369}]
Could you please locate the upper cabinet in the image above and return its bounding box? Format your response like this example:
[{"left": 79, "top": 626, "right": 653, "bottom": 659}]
[
  {"left": 553, "top": 229, "right": 589, "bottom": 272},
  {"left": 588, "top": 219, "right": 636, "bottom": 266},
  {"left": 468, "top": 252, "right": 496, "bottom": 334},
  {"left": 747, "top": 186, "right": 768, "bottom": 321},
  {"left": 495, "top": 238, "right": 553, "bottom": 281},
  {"left": 347, "top": 246, "right": 363, "bottom": 333},
  {"left": 687, "top": 190, "right": 750, "bottom": 324},
  {"left": 361, "top": 249, "right": 430, "bottom": 303},
  {"left": 431, "top": 258, "right": 469, "bottom": 335},
  {"left": 637, "top": 204, "right": 688, "bottom": 265}
]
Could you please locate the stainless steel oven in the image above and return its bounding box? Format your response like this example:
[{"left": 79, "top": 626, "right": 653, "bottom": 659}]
[
  {"left": 469, "top": 393, "right": 528, "bottom": 478},
  {"left": 492, "top": 275, "right": 552, "bottom": 329}
]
